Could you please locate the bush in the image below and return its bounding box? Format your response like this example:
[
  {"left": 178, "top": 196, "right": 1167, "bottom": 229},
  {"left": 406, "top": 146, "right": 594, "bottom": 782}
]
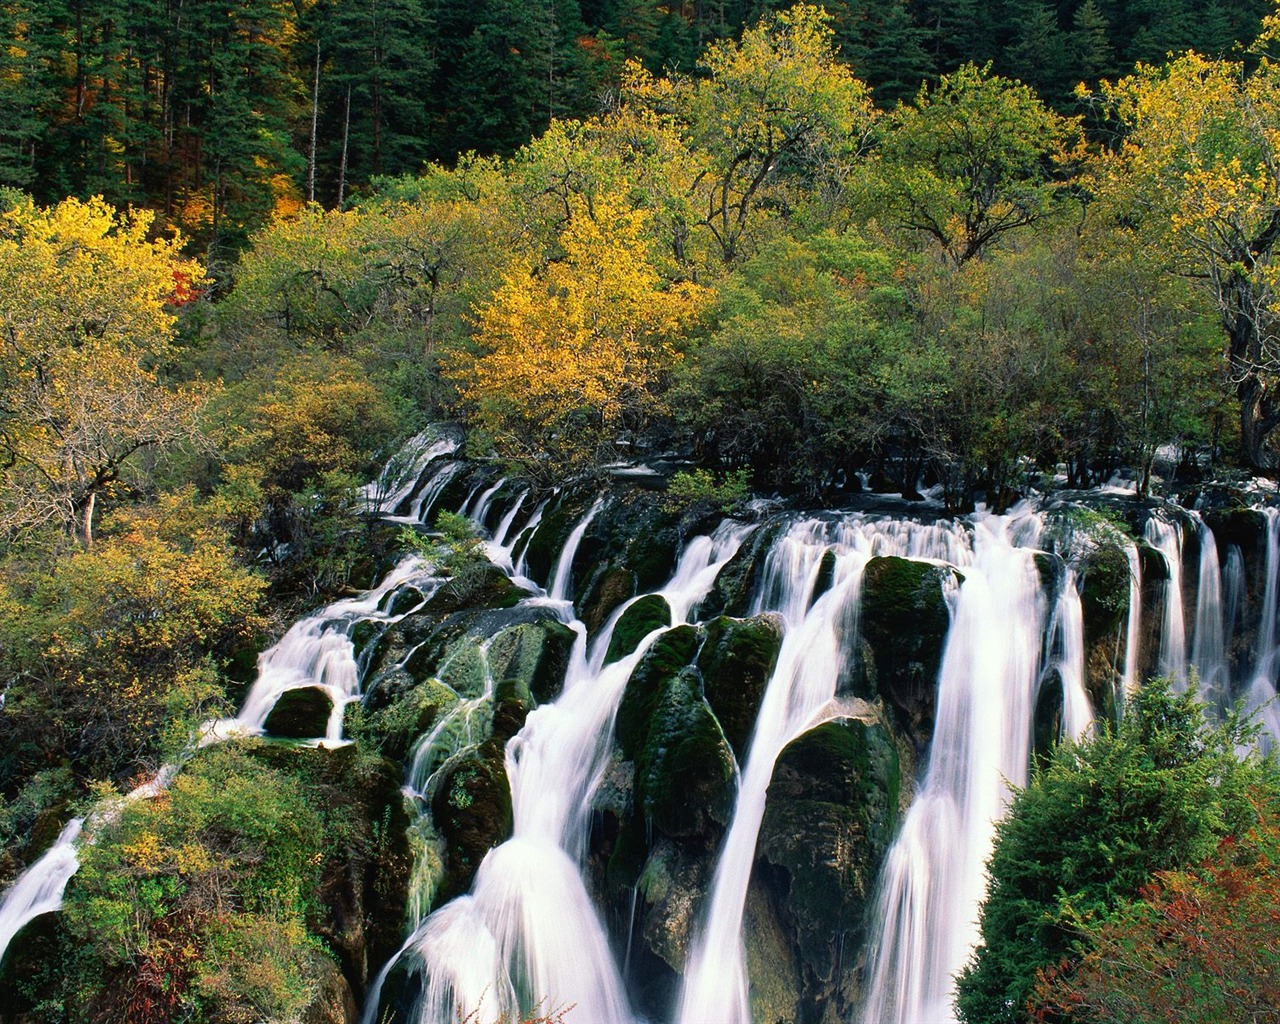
[{"left": 956, "top": 681, "right": 1278, "bottom": 1024}]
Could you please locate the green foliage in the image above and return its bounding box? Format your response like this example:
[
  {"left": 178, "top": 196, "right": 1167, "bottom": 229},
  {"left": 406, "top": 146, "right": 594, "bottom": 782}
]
[
  {"left": 61, "top": 743, "right": 327, "bottom": 1022},
  {"left": 1030, "top": 800, "right": 1280, "bottom": 1023},
  {"left": 956, "top": 681, "right": 1278, "bottom": 1024},
  {"left": 661, "top": 468, "right": 751, "bottom": 514}
]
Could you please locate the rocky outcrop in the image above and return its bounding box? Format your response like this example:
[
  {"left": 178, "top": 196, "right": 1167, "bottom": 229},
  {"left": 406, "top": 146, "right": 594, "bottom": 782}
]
[
  {"left": 264, "top": 686, "right": 333, "bottom": 738},
  {"left": 697, "top": 614, "right": 784, "bottom": 760}
]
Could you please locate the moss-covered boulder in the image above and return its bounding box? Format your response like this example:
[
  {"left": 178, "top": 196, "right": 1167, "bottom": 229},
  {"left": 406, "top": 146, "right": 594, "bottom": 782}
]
[
  {"left": 430, "top": 739, "right": 513, "bottom": 903},
  {"left": 263, "top": 686, "right": 333, "bottom": 739},
  {"left": 634, "top": 666, "right": 736, "bottom": 840},
  {"left": 755, "top": 715, "right": 900, "bottom": 1021},
  {"left": 519, "top": 493, "right": 597, "bottom": 589},
  {"left": 700, "top": 523, "right": 779, "bottom": 619},
  {"left": 1080, "top": 543, "right": 1131, "bottom": 651},
  {"left": 358, "top": 677, "right": 460, "bottom": 763},
  {"left": 580, "top": 565, "right": 638, "bottom": 636},
  {"left": 485, "top": 618, "right": 577, "bottom": 705},
  {"left": 616, "top": 625, "right": 700, "bottom": 759},
  {"left": 245, "top": 743, "right": 414, "bottom": 1001},
  {"left": 492, "top": 677, "right": 533, "bottom": 743},
  {"left": 604, "top": 594, "right": 673, "bottom": 665},
  {"left": 697, "top": 614, "right": 784, "bottom": 761},
  {"left": 859, "top": 556, "right": 953, "bottom": 747},
  {"left": 422, "top": 563, "right": 528, "bottom": 617}
]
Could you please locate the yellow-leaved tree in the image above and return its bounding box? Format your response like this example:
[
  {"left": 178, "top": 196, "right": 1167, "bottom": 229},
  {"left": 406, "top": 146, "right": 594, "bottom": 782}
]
[
  {"left": 0, "top": 195, "right": 209, "bottom": 545},
  {"left": 447, "top": 193, "right": 711, "bottom": 477},
  {"left": 1081, "top": 13, "right": 1280, "bottom": 469}
]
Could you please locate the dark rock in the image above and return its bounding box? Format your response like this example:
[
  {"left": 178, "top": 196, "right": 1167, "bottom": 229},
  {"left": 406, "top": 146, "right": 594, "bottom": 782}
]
[
  {"left": 301, "top": 953, "right": 359, "bottom": 1024},
  {"left": 430, "top": 740, "right": 513, "bottom": 903},
  {"left": 580, "top": 566, "right": 638, "bottom": 636},
  {"left": 520, "top": 493, "right": 596, "bottom": 589},
  {"left": 636, "top": 839, "right": 711, "bottom": 973},
  {"left": 605, "top": 594, "right": 673, "bottom": 665},
  {"left": 755, "top": 716, "right": 900, "bottom": 1022},
  {"left": 859, "top": 556, "right": 954, "bottom": 747},
  {"left": 421, "top": 563, "right": 528, "bottom": 617},
  {"left": 264, "top": 687, "right": 334, "bottom": 739},
  {"left": 1080, "top": 543, "right": 1131, "bottom": 651},
  {"left": 700, "top": 522, "right": 780, "bottom": 619},
  {"left": 744, "top": 873, "right": 802, "bottom": 1024},
  {"left": 697, "top": 614, "right": 784, "bottom": 761},
  {"left": 492, "top": 677, "right": 533, "bottom": 742},
  {"left": 485, "top": 619, "right": 577, "bottom": 705},
  {"left": 616, "top": 626, "right": 700, "bottom": 759},
  {"left": 1033, "top": 667, "right": 1065, "bottom": 769}
]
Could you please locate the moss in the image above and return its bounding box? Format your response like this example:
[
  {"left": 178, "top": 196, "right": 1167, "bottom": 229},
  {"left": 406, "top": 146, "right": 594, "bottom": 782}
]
[
  {"left": 485, "top": 618, "right": 577, "bottom": 705},
  {"left": 633, "top": 666, "right": 735, "bottom": 840},
  {"left": 604, "top": 594, "right": 673, "bottom": 665},
  {"left": 360, "top": 678, "right": 459, "bottom": 762},
  {"left": 430, "top": 739, "right": 513, "bottom": 903},
  {"left": 697, "top": 614, "right": 784, "bottom": 761},
  {"left": 263, "top": 686, "right": 333, "bottom": 739},
  {"left": 421, "top": 562, "right": 527, "bottom": 616},
  {"left": 1080, "top": 542, "right": 1131, "bottom": 650},
  {"left": 757, "top": 718, "right": 900, "bottom": 1016},
  {"left": 860, "top": 556, "right": 953, "bottom": 746},
  {"left": 492, "top": 677, "right": 532, "bottom": 742},
  {"left": 520, "top": 496, "right": 591, "bottom": 587},
  {"left": 615, "top": 625, "right": 699, "bottom": 759}
]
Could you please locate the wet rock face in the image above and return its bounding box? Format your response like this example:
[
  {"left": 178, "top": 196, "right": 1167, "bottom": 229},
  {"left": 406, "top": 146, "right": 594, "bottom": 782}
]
[
  {"left": 700, "top": 522, "right": 779, "bottom": 619},
  {"left": 430, "top": 739, "right": 513, "bottom": 904},
  {"left": 264, "top": 686, "right": 333, "bottom": 738},
  {"left": 754, "top": 715, "right": 901, "bottom": 1023},
  {"left": 858, "top": 556, "right": 954, "bottom": 747},
  {"left": 605, "top": 594, "right": 673, "bottom": 665},
  {"left": 697, "top": 614, "right": 784, "bottom": 761}
]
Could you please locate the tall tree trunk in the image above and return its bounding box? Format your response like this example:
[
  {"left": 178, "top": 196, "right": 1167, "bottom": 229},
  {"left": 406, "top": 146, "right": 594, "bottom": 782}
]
[
  {"left": 308, "top": 38, "right": 319, "bottom": 204},
  {"left": 337, "top": 83, "right": 350, "bottom": 208}
]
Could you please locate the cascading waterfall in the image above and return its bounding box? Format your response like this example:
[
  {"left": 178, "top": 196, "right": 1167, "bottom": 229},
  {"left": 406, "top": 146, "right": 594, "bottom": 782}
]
[
  {"left": 858, "top": 512, "right": 1061, "bottom": 1024},
  {"left": 377, "top": 516, "right": 753, "bottom": 1024},
  {"left": 1121, "top": 541, "right": 1143, "bottom": 700},
  {"left": 1145, "top": 515, "right": 1189, "bottom": 688},
  {"left": 362, "top": 432, "right": 462, "bottom": 516},
  {"left": 1248, "top": 508, "right": 1280, "bottom": 748},
  {"left": 1190, "top": 515, "right": 1229, "bottom": 701},
  {"left": 679, "top": 515, "right": 989, "bottom": 1024},
  {"left": 0, "top": 819, "right": 83, "bottom": 964},
  {"left": 1051, "top": 572, "right": 1094, "bottom": 741}
]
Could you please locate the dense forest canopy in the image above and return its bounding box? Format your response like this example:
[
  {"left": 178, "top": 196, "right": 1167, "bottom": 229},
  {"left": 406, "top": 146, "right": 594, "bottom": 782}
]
[{"left": 5, "top": 2, "right": 1280, "bottom": 1021}]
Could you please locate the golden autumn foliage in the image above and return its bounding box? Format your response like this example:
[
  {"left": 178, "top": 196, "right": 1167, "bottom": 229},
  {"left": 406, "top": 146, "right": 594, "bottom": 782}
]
[
  {"left": 447, "top": 193, "right": 711, "bottom": 476},
  {"left": 0, "top": 195, "right": 210, "bottom": 544}
]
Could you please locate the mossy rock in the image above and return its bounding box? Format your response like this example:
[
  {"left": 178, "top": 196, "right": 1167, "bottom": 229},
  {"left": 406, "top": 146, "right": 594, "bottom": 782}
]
[
  {"left": 605, "top": 594, "right": 673, "bottom": 665},
  {"left": 700, "top": 523, "right": 779, "bottom": 618},
  {"left": 811, "top": 549, "right": 838, "bottom": 607},
  {"left": 485, "top": 618, "right": 577, "bottom": 706},
  {"left": 574, "top": 488, "right": 682, "bottom": 596},
  {"left": 422, "top": 563, "right": 528, "bottom": 616},
  {"left": 615, "top": 625, "right": 700, "bottom": 758},
  {"left": 382, "top": 585, "right": 427, "bottom": 619},
  {"left": 859, "top": 556, "right": 953, "bottom": 747},
  {"left": 430, "top": 739, "right": 513, "bottom": 902},
  {"left": 492, "top": 677, "right": 533, "bottom": 742},
  {"left": 579, "top": 565, "right": 638, "bottom": 636},
  {"left": 242, "top": 743, "right": 414, "bottom": 996},
  {"left": 756, "top": 716, "right": 900, "bottom": 1020},
  {"left": 634, "top": 666, "right": 735, "bottom": 840},
  {"left": 697, "top": 614, "right": 784, "bottom": 761},
  {"left": 362, "top": 678, "right": 460, "bottom": 763},
  {"left": 520, "top": 494, "right": 595, "bottom": 589},
  {"left": 0, "top": 911, "right": 68, "bottom": 1016},
  {"left": 1079, "top": 542, "right": 1131, "bottom": 651},
  {"left": 743, "top": 874, "right": 802, "bottom": 1024},
  {"left": 1033, "top": 668, "right": 1065, "bottom": 770},
  {"left": 433, "top": 636, "right": 488, "bottom": 699},
  {"left": 263, "top": 686, "right": 333, "bottom": 739},
  {"left": 635, "top": 839, "right": 710, "bottom": 973},
  {"left": 1202, "top": 507, "right": 1266, "bottom": 562}
]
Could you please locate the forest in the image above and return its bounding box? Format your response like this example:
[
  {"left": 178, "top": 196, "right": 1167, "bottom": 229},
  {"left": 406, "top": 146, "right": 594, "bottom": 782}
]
[{"left": 2, "top": 1, "right": 1280, "bottom": 1022}]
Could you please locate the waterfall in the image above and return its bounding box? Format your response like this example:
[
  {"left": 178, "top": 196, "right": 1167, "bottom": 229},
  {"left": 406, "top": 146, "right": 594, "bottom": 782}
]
[
  {"left": 1190, "top": 515, "right": 1228, "bottom": 701},
  {"left": 204, "top": 557, "right": 440, "bottom": 745},
  {"left": 1248, "top": 508, "right": 1280, "bottom": 749},
  {"left": 1121, "top": 540, "right": 1142, "bottom": 700},
  {"left": 1144, "top": 515, "right": 1188, "bottom": 688},
  {"left": 678, "top": 514, "right": 988, "bottom": 1024},
  {"left": 1052, "top": 573, "right": 1093, "bottom": 741},
  {"left": 0, "top": 819, "right": 83, "bottom": 965},
  {"left": 858, "top": 513, "right": 1054, "bottom": 1024},
  {"left": 377, "top": 518, "right": 753, "bottom": 1024},
  {"left": 362, "top": 432, "right": 462, "bottom": 516}
]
